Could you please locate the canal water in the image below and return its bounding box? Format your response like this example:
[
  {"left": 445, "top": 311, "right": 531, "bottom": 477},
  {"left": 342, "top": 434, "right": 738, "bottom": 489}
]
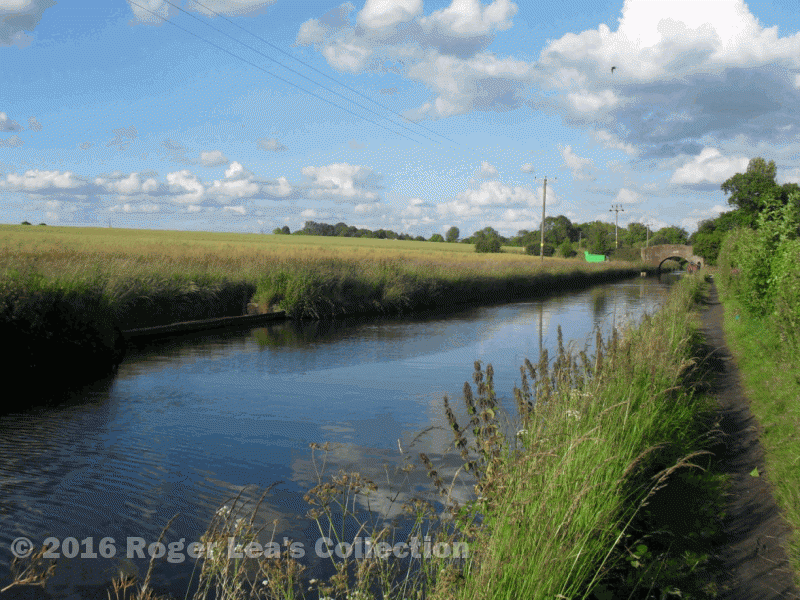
[{"left": 0, "top": 275, "right": 679, "bottom": 598}]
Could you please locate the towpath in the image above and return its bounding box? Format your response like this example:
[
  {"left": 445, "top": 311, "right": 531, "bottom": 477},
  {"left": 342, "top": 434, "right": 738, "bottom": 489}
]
[{"left": 701, "top": 281, "right": 799, "bottom": 599}]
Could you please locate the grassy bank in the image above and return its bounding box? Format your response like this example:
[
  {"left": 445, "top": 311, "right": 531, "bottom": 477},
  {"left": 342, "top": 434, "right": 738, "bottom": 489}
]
[
  {"left": 6, "top": 274, "right": 729, "bottom": 599},
  {"left": 715, "top": 282, "right": 800, "bottom": 575},
  {"left": 1, "top": 225, "right": 646, "bottom": 406}
]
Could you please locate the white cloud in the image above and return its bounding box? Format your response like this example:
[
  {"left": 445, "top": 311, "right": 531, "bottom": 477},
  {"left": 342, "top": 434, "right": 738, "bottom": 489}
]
[
  {"left": 456, "top": 180, "right": 541, "bottom": 206},
  {"left": 302, "top": 162, "right": 382, "bottom": 203},
  {"left": 166, "top": 170, "right": 205, "bottom": 204},
  {"left": 223, "top": 205, "right": 246, "bottom": 215},
  {"left": 0, "top": 169, "right": 85, "bottom": 192},
  {"left": 200, "top": 150, "right": 229, "bottom": 167},
  {"left": 520, "top": 163, "right": 534, "bottom": 173},
  {"left": 107, "top": 125, "right": 138, "bottom": 151},
  {"left": 559, "top": 144, "right": 596, "bottom": 181},
  {"left": 0, "top": 135, "right": 23, "bottom": 147},
  {"left": 0, "top": 0, "right": 55, "bottom": 47},
  {"left": 126, "top": 0, "right": 277, "bottom": 26},
  {"left": 358, "top": 0, "right": 422, "bottom": 33},
  {"left": 110, "top": 203, "right": 160, "bottom": 213},
  {"left": 27, "top": 116, "right": 42, "bottom": 131},
  {"left": 262, "top": 176, "right": 294, "bottom": 198},
  {"left": 94, "top": 172, "right": 160, "bottom": 196},
  {"left": 476, "top": 160, "right": 498, "bottom": 179},
  {"left": 592, "top": 129, "right": 638, "bottom": 156},
  {"left": 297, "top": 1, "right": 535, "bottom": 121},
  {"left": 258, "top": 137, "right": 287, "bottom": 152},
  {"left": 669, "top": 147, "right": 749, "bottom": 184},
  {"left": 0, "top": 112, "right": 22, "bottom": 132},
  {"left": 418, "top": 0, "right": 517, "bottom": 38},
  {"left": 613, "top": 188, "right": 644, "bottom": 205},
  {"left": 537, "top": 0, "right": 800, "bottom": 155}
]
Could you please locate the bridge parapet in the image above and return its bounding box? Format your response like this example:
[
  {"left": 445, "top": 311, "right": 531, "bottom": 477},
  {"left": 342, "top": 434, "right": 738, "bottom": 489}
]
[{"left": 640, "top": 244, "right": 704, "bottom": 269}]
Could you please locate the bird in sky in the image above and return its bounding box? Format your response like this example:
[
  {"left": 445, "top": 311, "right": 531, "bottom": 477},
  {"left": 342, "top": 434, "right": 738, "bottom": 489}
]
[{"left": 611, "top": 66, "right": 616, "bottom": 74}]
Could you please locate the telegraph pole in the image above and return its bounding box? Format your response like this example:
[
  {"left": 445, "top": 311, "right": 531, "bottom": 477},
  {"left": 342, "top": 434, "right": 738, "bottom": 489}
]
[
  {"left": 609, "top": 204, "right": 624, "bottom": 248},
  {"left": 537, "top": 176, "right": 555, "bottom": 261}
]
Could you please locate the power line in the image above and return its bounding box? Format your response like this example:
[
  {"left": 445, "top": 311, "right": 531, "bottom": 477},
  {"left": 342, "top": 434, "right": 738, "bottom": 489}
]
[
  {"left": 181, "top": 0, "right": 458, "bottom": 147},
  {"left": 127, "top": 0, "right": 431, "bottom": 148},
  {"left": 158, "top": 0, "right": 449, "bottom": 148}
]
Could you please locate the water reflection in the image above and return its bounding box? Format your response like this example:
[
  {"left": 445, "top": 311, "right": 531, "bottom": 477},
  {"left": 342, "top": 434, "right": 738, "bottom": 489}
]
[{"left": 0, "top": 276, "right": 676, "bottom": 597}]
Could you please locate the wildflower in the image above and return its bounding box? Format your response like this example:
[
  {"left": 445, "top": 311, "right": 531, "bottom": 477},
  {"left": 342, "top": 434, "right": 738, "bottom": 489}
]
[
  {"left": 516, "top": 429, "right": 528, "bottom": 437},
  {"left": 566, "top": 409, "right": 580, "bottom": 420}
]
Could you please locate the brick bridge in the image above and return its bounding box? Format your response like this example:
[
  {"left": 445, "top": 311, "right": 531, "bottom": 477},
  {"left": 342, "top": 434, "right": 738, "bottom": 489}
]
[{"left": 640, "top": 244, "right": 704, "bottom": 270}]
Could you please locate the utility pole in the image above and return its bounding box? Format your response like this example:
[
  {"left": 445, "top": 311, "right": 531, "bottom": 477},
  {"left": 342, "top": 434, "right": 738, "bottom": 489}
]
[
  {"left": 609, "top": 204, "right": 624, "bottom": 248},
  {"left": 537, "top": 176, "right": 555, "bottom": 261}
]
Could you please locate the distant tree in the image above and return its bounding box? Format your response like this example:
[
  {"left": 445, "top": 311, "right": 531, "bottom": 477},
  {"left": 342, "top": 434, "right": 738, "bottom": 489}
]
[
  {"left": 476, "top": 235, "right": 502, "bottom": 253},
  {"left": 334, "top": 222, "right": 349, "bottom": 236},
  {"left": 38, "top": 222, "right": 47, "bottom": 226},
  {"left": 650, "top": 226, "right": 689, "bottom": 246},
  {"left": 272, "top": 227, "right": 283, "bottom": 234},
  {"left": 20, "top": 221, "right": 31, "bottom": 225},
  {"left": 414, "top": 235, "right": 426, "bottom": 241},
  {"left": 429, "top": 233, "right": 445, "bottom": 242},
  {"left": 623, "top": 222, "right": 648, "bottom": 246},
  {"left": 446, "top": 226, "right": 460, "bottom": 243},
  {"left": 281, "top": 225, "right": 291, "bottom": 235}
]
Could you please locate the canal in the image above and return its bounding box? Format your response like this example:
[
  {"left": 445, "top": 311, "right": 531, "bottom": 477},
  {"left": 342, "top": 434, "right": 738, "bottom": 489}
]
[{"left": 0, "top": 274, "right": 679, "bottom": 598}]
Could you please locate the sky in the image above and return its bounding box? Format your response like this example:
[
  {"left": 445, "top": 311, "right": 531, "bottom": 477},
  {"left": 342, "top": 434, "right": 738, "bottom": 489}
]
[{"left": 3, "top": 0, "right": 800, "bottom": 237}]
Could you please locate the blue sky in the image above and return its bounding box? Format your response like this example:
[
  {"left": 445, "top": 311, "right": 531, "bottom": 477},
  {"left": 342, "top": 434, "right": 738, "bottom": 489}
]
[{"left": 3, "top": 0, "right": 800, "bottom": 237}]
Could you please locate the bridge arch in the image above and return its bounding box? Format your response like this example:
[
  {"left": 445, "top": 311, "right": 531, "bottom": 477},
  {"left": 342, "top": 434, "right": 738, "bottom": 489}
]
[{"left": 640, "top": 244, "right": 704, "bottom": 271}]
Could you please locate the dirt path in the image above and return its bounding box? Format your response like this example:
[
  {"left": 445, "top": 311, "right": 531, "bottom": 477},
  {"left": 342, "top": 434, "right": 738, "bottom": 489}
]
[{"left": 701, "top": 281, "right": 799, "bottom": 599}]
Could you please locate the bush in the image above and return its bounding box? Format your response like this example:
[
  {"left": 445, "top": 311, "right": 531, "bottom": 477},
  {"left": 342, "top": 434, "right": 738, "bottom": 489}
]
[
  {"left": 558, "top": 240, "right": 576, "bottom": 258},
  {"left": 524, "top": 242, "right": 554, "bottom": 256},
  {"left": 475, "top": 236, "right": 502, "bottom": 253},
  {"left": 609, "top": 247, "right": 640, "bottom": 262},
  {"left": 430, "top": 233, "right": 445, "bottom": 242},
  {"left": 20, "top": 221, "right": 31, "bottom": 225},
  {"left": 771, "top": 239, "right": 800, "bottom": 352}
]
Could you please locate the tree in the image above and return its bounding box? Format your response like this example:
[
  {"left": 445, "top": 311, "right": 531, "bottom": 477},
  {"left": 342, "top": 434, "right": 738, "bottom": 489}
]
[
  {"left": 543, "top": 215, "right": 578, "bottom": 246},
  {"left": 622, "top": 223, "right": 648, "bottom": 246},
  {"left": 429, "top": 233, "right": 445, "bottom": 242},
  {"left": 650, "top": 226, "right": 689, "bottom": 245},
  {"left": 721, "top": 157, "right": 780, "bottom": 227},
  {"left": 20, "top": 221, "right": 31, "bottom": 225},
  {"left": 281, "top": 225, "right": 291, "bottom": 235},
  {"left": 446, "top": 226, "right": 460, "bottom": 243}
]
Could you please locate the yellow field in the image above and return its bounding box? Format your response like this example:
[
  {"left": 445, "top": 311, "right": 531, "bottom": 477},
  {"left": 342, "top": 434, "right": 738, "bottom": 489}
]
[{"left": 1, "top": 224, "right": 579, "bottom": 279}]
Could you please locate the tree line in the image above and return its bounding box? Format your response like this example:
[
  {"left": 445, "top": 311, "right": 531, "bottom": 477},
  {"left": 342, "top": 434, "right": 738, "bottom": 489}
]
[{"left": 274, "top": 218, "right": 692, "bottom": 257}]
